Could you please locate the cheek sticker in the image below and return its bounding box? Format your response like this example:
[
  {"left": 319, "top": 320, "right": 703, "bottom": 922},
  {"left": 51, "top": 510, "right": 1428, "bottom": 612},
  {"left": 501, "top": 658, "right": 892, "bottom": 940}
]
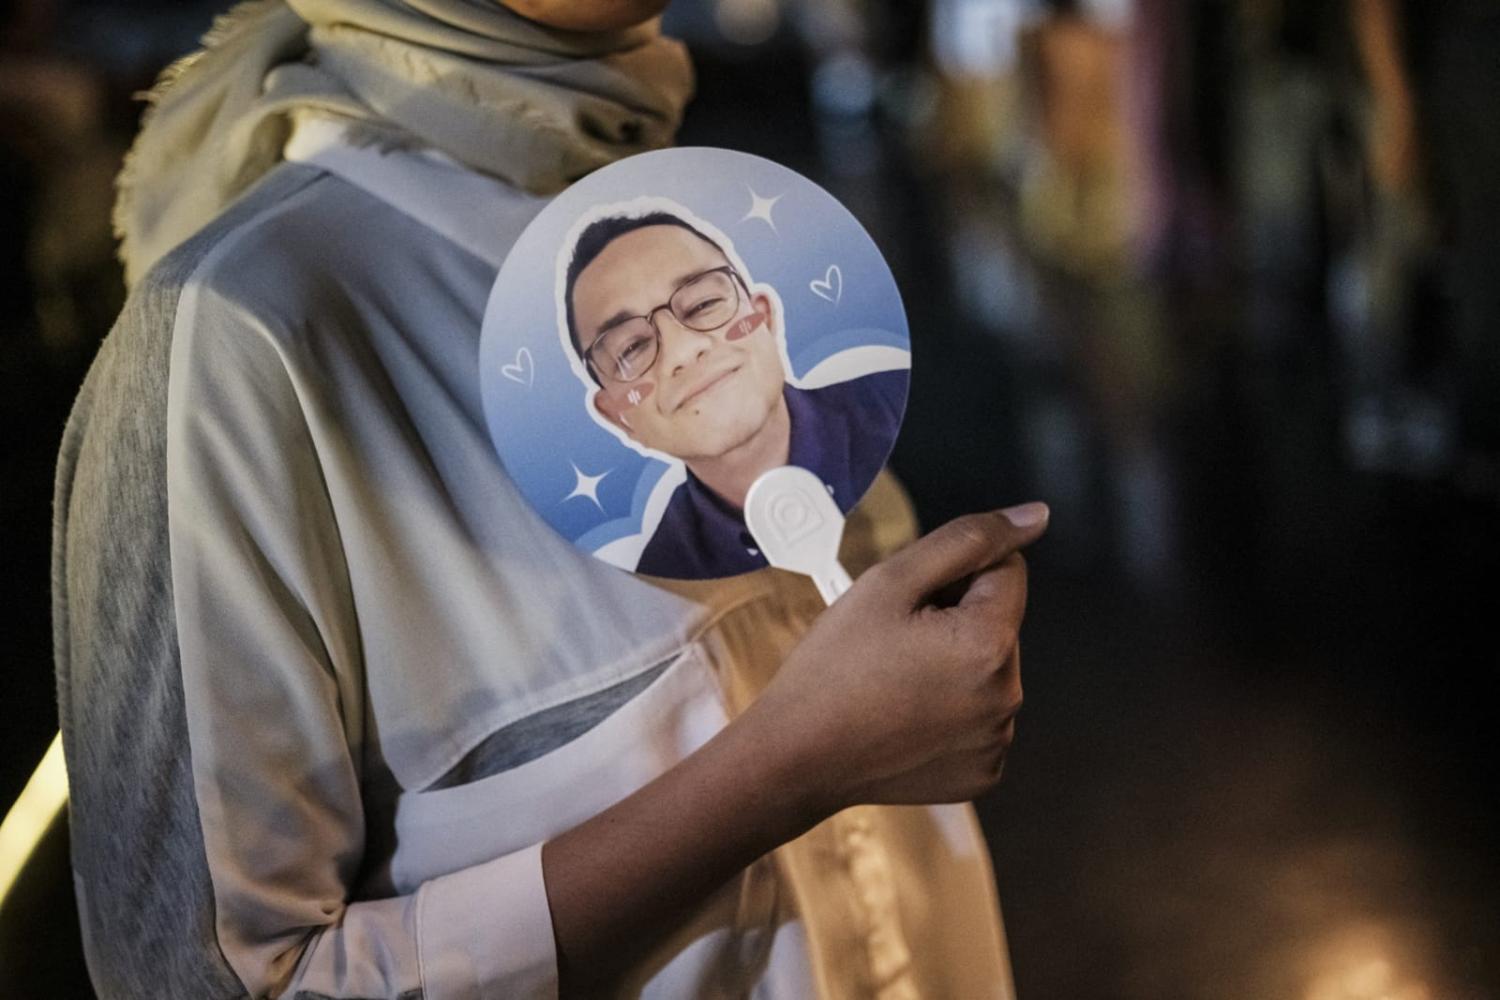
[
  {"left": 725, "top": 312, "right": 766, "bottom": 342},
  {"left": 479, "top": 147, "right": 911, "bottom": 582}
]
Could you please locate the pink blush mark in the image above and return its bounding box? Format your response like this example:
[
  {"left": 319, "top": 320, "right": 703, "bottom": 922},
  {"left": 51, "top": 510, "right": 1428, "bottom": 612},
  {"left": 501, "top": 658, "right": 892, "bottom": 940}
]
[
  {"left": 621, "top": 382, "right": 653, "bottom": 408},
  {"left": 726, "top": 312, "right": 767, "bottom": 342}
]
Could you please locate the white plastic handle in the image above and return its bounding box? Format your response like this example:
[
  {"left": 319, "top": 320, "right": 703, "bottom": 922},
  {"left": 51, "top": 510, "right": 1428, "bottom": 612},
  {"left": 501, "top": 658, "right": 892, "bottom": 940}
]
[{"left": 744, "top": 465, "right": 852, "bottom": 606}]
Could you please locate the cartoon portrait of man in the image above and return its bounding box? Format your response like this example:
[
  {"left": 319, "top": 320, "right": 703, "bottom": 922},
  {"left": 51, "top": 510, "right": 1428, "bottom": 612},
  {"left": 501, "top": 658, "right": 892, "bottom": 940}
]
[{"left": 559, "top": 203, "right": 907, "bottom": 578}]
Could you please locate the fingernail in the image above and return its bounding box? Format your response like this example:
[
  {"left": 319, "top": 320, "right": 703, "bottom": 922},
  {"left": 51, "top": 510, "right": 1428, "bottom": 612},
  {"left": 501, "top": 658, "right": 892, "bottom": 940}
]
[{"left": 1001, "top": 502, "right": 1049, "bottom": 528}]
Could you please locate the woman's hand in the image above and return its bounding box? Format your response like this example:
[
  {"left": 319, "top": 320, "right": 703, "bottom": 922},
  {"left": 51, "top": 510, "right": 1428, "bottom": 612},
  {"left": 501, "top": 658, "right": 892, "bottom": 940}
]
[
  {"left": 543, "top": 503, "right": 1046, "bottom": 990},
  {"left": 749, "top": 503, "right": 1048, "bottom": 817}
]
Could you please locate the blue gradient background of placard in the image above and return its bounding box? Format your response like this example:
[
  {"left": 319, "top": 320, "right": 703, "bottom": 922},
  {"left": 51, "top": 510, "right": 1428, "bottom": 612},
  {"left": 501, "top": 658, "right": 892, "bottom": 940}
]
[{"left": 480, "top": 147, "right": 909, "bottom": 557}]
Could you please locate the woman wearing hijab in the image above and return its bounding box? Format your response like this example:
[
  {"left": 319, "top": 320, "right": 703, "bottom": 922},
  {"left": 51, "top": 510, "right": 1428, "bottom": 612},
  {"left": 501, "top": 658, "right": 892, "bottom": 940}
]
[{"left": 54, "top": 2, "right": 1041, "bottom": 996}]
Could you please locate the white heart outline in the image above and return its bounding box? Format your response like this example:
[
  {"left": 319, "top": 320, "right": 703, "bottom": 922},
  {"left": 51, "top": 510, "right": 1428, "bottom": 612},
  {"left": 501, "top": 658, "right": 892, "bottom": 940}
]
[
  {"left": 501, "top": 346, "right": 534, "bottom": 387},
  {"left": 810, "top": 264, "right": 842, "bottom": 306}
]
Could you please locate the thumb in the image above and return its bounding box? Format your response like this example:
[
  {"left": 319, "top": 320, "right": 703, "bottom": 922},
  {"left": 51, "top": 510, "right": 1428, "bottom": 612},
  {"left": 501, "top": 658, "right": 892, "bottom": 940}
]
[{"left": 877, "top": 503, "right": 1048, "bottom": 608}]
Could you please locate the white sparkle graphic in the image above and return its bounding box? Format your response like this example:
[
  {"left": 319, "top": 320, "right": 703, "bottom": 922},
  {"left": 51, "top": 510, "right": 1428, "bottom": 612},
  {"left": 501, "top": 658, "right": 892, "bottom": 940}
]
[
  {"left": 564, "top": 463, "right": 609, "bottom": 510},
  {"left": 627, "top": 388, "right": 642, "bottom": 407},
  {"left": 741, "top": 187, "right": 783, "bottom": 231}
]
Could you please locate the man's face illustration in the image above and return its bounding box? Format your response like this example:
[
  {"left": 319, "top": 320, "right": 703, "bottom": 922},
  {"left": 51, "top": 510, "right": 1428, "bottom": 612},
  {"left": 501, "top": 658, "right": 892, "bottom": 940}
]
[{"left": 572, "top": 224, "right": 786, "bottom": 463}]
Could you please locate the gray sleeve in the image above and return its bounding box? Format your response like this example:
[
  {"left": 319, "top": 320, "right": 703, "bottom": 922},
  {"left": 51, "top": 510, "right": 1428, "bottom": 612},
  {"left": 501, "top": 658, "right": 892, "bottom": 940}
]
[{"left": 53, "top": 229, "right": 255, "bottom": 1000}]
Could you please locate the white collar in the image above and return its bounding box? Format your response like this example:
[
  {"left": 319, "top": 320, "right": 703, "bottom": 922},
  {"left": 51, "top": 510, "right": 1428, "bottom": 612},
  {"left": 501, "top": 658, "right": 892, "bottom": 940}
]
[{"left": 284, "top": 115, "right": 546, "bottom": 270}]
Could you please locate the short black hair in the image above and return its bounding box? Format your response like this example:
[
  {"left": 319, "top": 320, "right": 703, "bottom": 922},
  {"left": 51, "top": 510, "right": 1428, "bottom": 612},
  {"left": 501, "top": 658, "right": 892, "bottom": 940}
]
[{"left": 563, "top": 211, "right": 726, "bottom": 376}]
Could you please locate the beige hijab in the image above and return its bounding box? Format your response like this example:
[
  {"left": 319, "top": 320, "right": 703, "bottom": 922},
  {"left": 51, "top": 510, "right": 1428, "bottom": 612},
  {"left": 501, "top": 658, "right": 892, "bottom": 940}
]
[{"left": 114, "top": 0, "right": 694, "bottom": 287}]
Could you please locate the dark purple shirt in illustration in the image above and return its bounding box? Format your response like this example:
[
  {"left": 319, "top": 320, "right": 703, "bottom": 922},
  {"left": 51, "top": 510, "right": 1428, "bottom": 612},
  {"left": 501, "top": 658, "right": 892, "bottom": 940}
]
[{"left": 635, "top": 367, "right": 908, "bottom": 579}]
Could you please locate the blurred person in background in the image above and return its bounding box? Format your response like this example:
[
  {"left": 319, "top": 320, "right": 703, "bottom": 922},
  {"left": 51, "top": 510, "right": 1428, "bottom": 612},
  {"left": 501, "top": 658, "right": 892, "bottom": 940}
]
[
  {"left": 51, "top": 1, "right": 1042, "bottom": 997},
  {"left": 1237, "top": 0, "right": 1499, "bottom": 485},
  {"left": 1364, "top": 0, "right": 1500, "bottom": 485}
]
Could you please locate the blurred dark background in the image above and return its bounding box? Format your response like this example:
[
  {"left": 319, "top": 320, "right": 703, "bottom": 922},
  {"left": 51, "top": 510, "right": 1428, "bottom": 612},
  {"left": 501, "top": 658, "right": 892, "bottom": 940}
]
[{"left": 3, "top": 0, "right": 1497, "bottom": 996}]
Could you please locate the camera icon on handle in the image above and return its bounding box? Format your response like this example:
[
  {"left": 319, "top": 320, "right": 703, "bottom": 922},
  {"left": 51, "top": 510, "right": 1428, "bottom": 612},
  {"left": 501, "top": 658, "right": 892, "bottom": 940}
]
[
  {"left": 765, "top": 487, "right": 825, "bottom": 547},
  {"left": 745, "top": 465, "right": 851, "bottom": 602}
]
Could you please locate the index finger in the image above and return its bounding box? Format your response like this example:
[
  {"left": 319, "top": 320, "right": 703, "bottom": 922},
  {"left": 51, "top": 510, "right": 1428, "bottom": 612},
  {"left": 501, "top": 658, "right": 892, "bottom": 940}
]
[{"left": 876, "top": 503, "right": 1048, "bottom": 608}]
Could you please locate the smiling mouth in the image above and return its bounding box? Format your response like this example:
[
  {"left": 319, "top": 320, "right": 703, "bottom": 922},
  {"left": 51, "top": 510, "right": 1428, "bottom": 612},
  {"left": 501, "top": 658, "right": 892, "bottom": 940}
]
[{"left": 675, "top": 366, "right": 741, "bottom": 412}]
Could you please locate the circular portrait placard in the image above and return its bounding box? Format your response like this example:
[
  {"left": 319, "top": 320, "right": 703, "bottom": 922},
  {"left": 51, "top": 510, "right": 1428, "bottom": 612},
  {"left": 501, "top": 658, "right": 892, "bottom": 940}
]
[{"left": 480, "top": 147, "right": 910, "bottom": 580}]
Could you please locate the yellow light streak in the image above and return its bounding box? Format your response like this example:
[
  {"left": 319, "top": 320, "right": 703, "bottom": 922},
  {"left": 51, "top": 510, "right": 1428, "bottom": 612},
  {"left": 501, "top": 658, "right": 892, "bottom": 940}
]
[{"left": 0, "top": 731, "right": 69, "bottom": 909}]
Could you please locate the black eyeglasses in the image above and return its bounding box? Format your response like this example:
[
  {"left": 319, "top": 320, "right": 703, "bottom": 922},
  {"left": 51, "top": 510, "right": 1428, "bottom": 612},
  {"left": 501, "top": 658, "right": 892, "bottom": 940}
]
[{"left": 583, "top": 266, "right": 747, "bottom": 384}]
